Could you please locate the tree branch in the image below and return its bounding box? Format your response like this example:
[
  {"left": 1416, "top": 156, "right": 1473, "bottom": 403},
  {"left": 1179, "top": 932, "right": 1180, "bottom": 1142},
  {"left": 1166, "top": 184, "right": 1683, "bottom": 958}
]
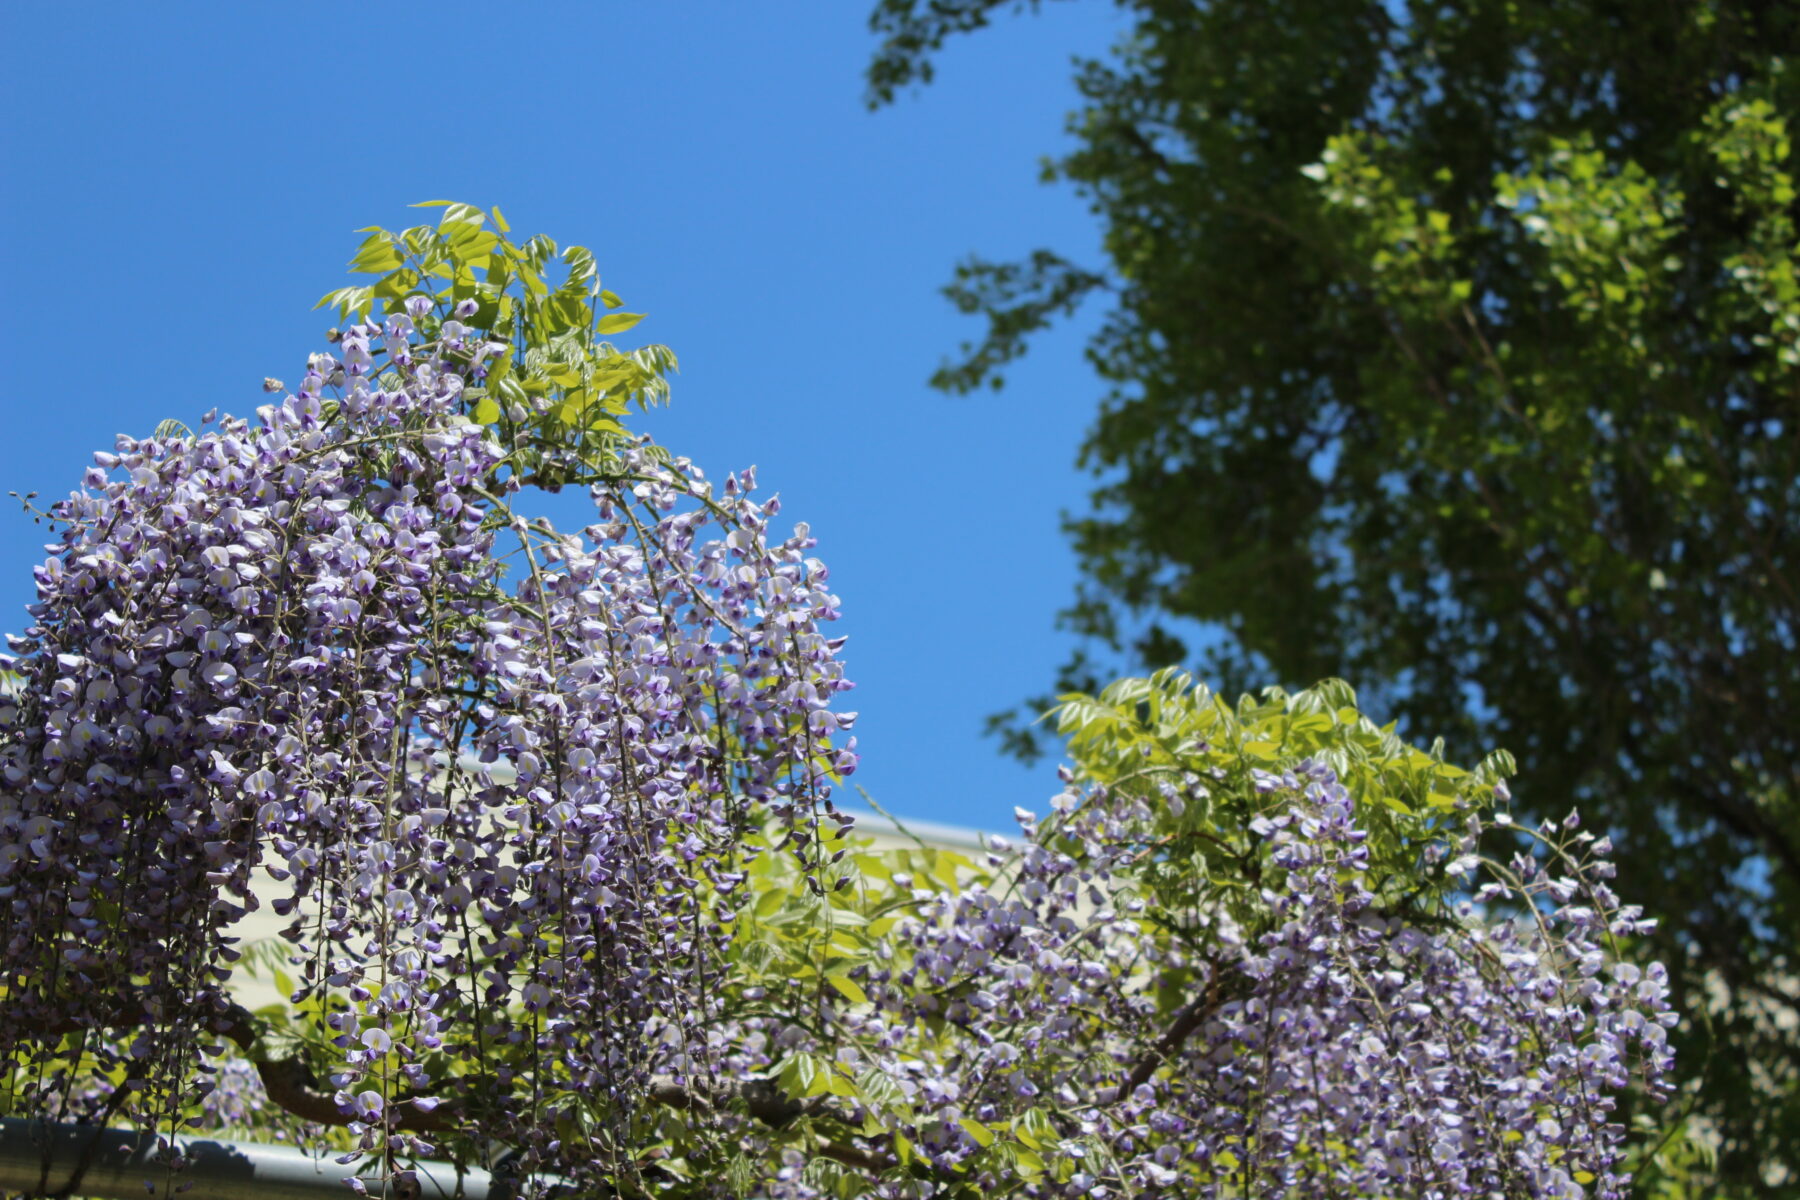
[
  {"left": 1114, "top": 969, "right": 1223, "bottom": 1105},
  {"left": 646, "top": 1077, "right": 895, "bottom": 1173},
  {"left": 28, "top": 998, "right": 454, "bottom": 1134},
  {"left": 36, "top": 1003, "right": 902, "bottom": 1173}
]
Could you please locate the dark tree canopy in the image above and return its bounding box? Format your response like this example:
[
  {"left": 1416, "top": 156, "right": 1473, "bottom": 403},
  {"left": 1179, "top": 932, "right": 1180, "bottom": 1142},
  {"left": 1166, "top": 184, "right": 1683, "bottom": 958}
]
[{"left": 870, "top": 1, "right": 1800, "bottom": 1191}]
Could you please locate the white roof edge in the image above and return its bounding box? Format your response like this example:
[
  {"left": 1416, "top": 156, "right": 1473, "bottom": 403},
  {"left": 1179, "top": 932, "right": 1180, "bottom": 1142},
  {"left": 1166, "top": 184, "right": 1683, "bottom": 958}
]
[{"left": 846, "top": 810, "right": 991, "bottom": 852}]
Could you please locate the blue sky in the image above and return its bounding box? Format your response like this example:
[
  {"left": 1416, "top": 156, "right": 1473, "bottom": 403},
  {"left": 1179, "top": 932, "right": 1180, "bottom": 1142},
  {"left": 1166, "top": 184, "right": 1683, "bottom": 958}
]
[{"left": 0, "top": 2, "right": 1136, "bottom": 833}]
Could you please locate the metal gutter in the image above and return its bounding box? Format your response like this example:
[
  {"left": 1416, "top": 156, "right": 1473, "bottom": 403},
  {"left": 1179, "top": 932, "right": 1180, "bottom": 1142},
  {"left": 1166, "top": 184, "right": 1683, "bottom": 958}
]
[{"left": 0, "top": 1118, "right": 524, "bottom": 1200}]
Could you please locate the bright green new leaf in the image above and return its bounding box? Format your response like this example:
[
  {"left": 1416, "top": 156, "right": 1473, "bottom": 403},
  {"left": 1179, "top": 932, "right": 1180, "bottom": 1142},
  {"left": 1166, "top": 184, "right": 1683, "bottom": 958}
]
[
  {"left": 596, "top": 312, "right": 646, "bottom": 335},
  {"left": 825, "top": 972, "right": 867, "bottom": 1004},
  {"left": 960, "top": 1118, "right": 995, "bottom": 1148}
]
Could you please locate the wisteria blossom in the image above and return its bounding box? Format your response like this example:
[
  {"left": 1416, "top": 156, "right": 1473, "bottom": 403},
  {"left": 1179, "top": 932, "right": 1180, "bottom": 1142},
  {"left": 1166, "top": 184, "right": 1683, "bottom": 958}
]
[
  {"left": 695, "top": 749, "right": 1674, "bottom": 1200},
  {"left": 0, "top": 300, "right": 856, "bottom": 1192},
  {"left": 0, "top": 207, "right": 1675, "bottom": 1199}
]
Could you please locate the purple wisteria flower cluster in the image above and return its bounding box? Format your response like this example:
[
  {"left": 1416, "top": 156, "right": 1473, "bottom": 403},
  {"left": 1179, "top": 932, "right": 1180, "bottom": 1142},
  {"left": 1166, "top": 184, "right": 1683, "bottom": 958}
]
[
  {"left": 740, "top": 761, "right": 1675, "bottom": 1199},
  {"left": 0, "top": 200, "right": 1678, "bottom": 1196},
  {"left": 0, "top": 306, "right": 856, "bottom": 1192}
]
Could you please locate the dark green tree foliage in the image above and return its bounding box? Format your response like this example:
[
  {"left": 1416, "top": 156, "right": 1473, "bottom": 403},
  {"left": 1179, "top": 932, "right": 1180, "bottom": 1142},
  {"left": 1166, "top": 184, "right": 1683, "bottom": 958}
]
[{"left": 870, "top": 1, "right": 1799, "bottom": 1190}]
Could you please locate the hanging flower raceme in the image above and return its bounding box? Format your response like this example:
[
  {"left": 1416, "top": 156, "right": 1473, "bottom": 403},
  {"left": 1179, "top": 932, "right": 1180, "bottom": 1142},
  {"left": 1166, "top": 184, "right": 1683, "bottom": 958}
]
[
  {"left": 1, "top": 200, "right": 1680, "bottom": 1198},
  {"left": 813, "top": 760, "right": 1675, "bottom": 1200},
  {"left": 0, "top": 309, "right": 856, "bottom": 1193}
]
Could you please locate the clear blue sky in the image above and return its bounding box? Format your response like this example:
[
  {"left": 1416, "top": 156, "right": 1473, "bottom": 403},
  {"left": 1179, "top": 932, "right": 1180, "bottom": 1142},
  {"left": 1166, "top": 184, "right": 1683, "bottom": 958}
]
[{"left": 0, "top": 2, "right": 1135, "bottom": 833}]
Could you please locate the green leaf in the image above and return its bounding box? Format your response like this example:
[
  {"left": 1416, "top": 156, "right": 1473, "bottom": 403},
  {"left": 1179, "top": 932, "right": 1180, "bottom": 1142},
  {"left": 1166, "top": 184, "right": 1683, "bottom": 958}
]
[
  {"left": 370, "top": 268, "right": 421, "bottom": 299},
  {"left": 596, "top": 312, "right": 647, "bottom": 335},
  {"left": 775, "top": 1052, "right": 818, "bottom": 1098},
  {"left": 350, "top": 232, "right": 403, "bottom": 274},
  {"left": 472, "top": 398, "right": 501, "bottom": 425},
  {"left": 1014, "top": 1107, "right": 1055, "bottom": 1150},
  {"left": 752, "top": 885, "right": 787, "bottom": 920},
  {"left": 562, "top": 245, "right": 597, "bottom": 284},
  {"left": 854, "top": 1066, "right": 910, "bottom": 1116},
  {"left": 761, "top": 894, "right": 823, "bottom": 928},
  {"left": 599, "top": 289, "right": 625, "bottom": 309},
  {"left": 437, "top": 202, "right": 485, "bottom": 230},
  {"left": 826, "top": 972, "right": 867, "bottom": 1004},
  {"left": 314, "top": 285, "right": 358, "bottom": 312},
  {"left": 960, "top": 1117, "right": 995, "bottom": 1147}
]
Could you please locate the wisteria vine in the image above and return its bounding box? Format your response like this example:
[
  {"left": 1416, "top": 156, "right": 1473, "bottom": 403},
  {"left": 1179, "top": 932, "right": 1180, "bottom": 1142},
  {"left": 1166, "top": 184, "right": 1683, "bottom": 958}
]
[
  {"left": 1, "top": 286, "right": 857, "bottom": 1193},
  {"left": 0, "top": 206, "right": 1675, "bottom": 1200},
  {"left": 829, "top": 767, "right": 1674, "bottom": 1198}
]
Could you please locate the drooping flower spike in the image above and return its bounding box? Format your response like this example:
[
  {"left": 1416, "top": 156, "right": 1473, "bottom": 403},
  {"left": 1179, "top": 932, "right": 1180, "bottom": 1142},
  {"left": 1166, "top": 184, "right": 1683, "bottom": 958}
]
[
  {"left": 0, "top": 203, "right": 1674, "bottom": 1197},
  {"left": 0, "top": 313, "right": 857, "bottom": 1192}
]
